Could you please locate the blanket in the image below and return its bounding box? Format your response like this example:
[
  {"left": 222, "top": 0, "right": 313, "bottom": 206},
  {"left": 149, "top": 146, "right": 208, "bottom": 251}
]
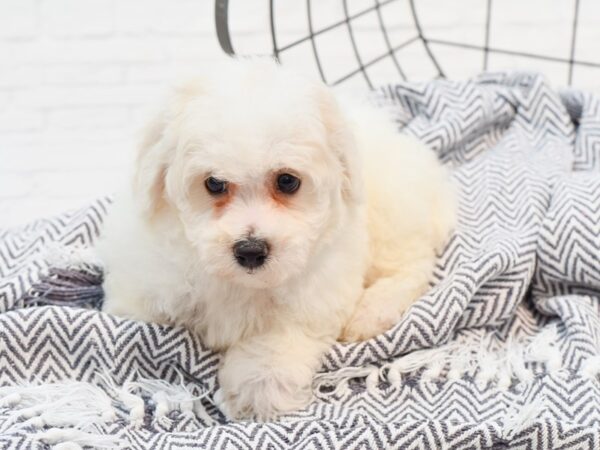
[{"left": 2, "top": 72, "right": 600, "bottom": 449}]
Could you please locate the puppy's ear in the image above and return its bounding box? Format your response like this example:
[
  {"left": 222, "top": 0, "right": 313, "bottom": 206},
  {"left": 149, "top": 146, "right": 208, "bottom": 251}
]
[
  {"left": 316, "top": 85, "right": 363, "bottom": 204},
  {"left": 133, "top": 79, "right": 204, "bottom": 220},
  {"left": 133, "top": 111, "right": 170, "bottom": 220}
]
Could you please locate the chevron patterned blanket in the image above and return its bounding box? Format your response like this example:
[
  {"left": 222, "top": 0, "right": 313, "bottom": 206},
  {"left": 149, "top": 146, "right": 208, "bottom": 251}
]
[{"left": 2, "top": 72, "right": 600, "bottom": 449}]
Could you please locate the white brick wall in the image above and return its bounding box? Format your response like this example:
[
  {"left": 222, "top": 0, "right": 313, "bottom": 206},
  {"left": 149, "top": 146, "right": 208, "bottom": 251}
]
[
  {"left": 0, "top": 0, "right": 38, "bottom": 40},
  {"left": 0, "top": 0, "right": 232, "bottom": 226},
  {"left": 1, "top": 0, "right": 599, "bottom": 226}
]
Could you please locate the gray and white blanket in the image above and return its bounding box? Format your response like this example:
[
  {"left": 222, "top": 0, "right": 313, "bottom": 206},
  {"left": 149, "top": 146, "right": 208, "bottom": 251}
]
[{"left": 2, "top": 72, "right": 600, "bottom": 449}]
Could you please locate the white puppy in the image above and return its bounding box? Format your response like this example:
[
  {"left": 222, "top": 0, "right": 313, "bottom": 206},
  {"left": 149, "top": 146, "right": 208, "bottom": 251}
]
[{"left": 97, "top": 58, "right": 456, "bottom": 420}]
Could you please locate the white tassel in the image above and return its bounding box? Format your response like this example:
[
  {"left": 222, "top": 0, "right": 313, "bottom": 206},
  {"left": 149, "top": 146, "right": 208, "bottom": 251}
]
[
  {"left": 475, "top": 350, "right": 498, "bottom": 387},
  {"left": 0, "top": 381, "right": 116, "bottom": 433},
  {"left": 422, "top": 359, "right": 445, "bottom": 382},
  {"left": 525, "top": 325, "right": 561, "bottom": 371},
  {"left": 314, "top": 327, "right": 562, "bottom": 394},
  {"left": 502, "top": 396, "right": 544, "bottom": 440},
  {"left": 194, "top": 400, "right": 218, "bottom": 425},
  {"left": 128, "top": 373, "right": 214, "bottom": 424},
  {"left": 496, "top": 367, "right": 512, "bottom": 390},
  {"left": 53, "top": 443, "right": 83, "bottom": 450},
  {"left": 365, "top": 370, "right": 380, "bottom": 391},
  {"left": 152, "top": 391, "right": 171, "bottom": 419},
  {"left": 507, "top": 340, "right": 533, "bottom": 384},
  {"left": 313, "top": 366, "right": 377, "bottom": 396},
  {"left": 34, "top": 428, "right": 122, "bottom": 449},
  {"left": 121, "top": 381, "right": 148, "bottom": 423},
  {"left": 0, "top": 393, "right": 21, "bottom": 408},
  {"left": 446, "top": 340, "right": 476, "bottom": 381},
  {"left": 95, "top": 373, "right": 145, "bottom": 423},
  {"left": 1, "top": 372, "right": 214, "bottom": 445},
  {"left": 130, "top": 374, "right": 210, "bottom": 405},
  {"left": 387, "top": 367, "right": 402, "bottom": 388},
  {"left": 389, "top": 344, "right": 460, "bottom": 374}
]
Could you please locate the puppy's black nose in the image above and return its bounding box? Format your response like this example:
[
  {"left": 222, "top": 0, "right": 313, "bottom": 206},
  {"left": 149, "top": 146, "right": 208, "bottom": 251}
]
[{"left": 233, "top": 238, "right": 269, "bottom": 269}]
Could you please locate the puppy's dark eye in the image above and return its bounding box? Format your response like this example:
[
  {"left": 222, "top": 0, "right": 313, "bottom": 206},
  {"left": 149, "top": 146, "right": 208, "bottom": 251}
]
[
  {"left": 205, "top": 176, "right": 228, "bottom": 195},
  {"left": 276, "top": 173, "right": 301, "bottom": 194}
]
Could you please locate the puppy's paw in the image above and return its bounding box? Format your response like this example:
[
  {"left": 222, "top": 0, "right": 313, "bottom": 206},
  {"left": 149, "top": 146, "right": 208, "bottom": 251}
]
[
  {"left": 341, "top": 302, "right": 397, "bottom": 342},
  {"left": 217, "top": 373, "right": 312, "bottom": 421},
  {"left": 341, "top": 273, "right": 429, "bottom": 342},
  {"left": 217, "top": 338, "right": 317, "bottom": 420},
  {"left": 340, "top": 285, "right": 406, "bottom": 342}
]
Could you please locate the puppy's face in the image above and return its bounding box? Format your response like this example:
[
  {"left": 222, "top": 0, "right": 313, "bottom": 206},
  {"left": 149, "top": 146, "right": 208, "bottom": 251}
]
[{"left": 135, "top": 61, "right": 361, "bottom": 289}]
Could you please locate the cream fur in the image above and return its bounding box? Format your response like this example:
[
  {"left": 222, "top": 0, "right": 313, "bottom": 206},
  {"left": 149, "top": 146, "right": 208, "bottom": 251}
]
[{"left": 96, "top": 58, "right": 456, "bottom": 420}]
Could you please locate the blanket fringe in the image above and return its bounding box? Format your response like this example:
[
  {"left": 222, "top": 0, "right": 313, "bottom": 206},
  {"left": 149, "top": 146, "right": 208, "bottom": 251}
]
[
  {"left": 34, "top": 428, "right": 119, "bottom": 449},
  {"left": 0, "top": 371, "right": 214, "bottom": 447},
  {"left": 22, "top": 243, "right": 104, "bottom": 309},
  {"left": 315, "top": 326, "right": 562, "bottom": 394},
  {"left": 502, "top": 395, "right": 545, "bottom": 440},
  {"left": 0, "top": 380, "right": 116, "bottom": 433}
]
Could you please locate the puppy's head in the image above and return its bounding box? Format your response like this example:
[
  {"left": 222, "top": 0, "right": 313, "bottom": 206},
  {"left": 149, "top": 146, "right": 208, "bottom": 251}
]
[{"left": 134, "top": 58, "right": 362, "bottom": 289}]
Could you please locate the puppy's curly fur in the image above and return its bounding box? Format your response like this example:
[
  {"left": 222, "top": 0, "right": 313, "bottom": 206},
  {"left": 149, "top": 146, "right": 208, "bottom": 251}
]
[{"left": 97, "top": 58, "right": 456, "bottom": 420}]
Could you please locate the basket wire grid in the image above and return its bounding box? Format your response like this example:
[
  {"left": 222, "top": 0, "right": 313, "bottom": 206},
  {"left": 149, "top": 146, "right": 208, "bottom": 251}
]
[{"left": 215, "top": 0, "right": 600, "bottom": 89}]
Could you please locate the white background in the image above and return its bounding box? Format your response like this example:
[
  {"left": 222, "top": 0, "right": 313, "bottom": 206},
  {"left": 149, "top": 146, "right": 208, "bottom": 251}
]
[{"left": 2, "top": 0, "right": 599, "bottom": 226}]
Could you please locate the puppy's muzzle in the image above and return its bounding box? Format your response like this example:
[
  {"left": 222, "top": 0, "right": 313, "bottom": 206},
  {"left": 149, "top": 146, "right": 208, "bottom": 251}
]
[{"left": 233, "top": 238, "right": 269, "bottom": 270}]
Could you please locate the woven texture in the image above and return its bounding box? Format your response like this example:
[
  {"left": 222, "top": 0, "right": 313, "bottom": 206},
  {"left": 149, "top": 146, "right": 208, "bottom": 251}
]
[{"left": 2, "top": 72, "right": 600, "bottom": 448}]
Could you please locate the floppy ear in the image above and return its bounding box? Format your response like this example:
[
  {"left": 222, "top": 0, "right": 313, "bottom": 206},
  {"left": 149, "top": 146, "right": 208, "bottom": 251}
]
[
  {"left": 133, "top": 78, "right": 204, "bottom": 220},
  {"left": 316, "top": 85, "right": 364, "bottom": 205},
  {"left": 133, "top": 111, "right": 171, "bottom": 220}
]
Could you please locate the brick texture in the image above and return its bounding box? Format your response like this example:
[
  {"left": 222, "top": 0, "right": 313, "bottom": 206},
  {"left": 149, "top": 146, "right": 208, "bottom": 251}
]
[
  {"left": 1, "top": 1, "right": 600, "bottom": 226},
  {"left": 0, "top": 0, "right": 232, "bottom": 226}
]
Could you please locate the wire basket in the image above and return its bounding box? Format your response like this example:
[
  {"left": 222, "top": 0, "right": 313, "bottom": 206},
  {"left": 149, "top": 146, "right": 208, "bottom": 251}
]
[{"left": 215, "top": 0, "right": 600, "bottom": 90}]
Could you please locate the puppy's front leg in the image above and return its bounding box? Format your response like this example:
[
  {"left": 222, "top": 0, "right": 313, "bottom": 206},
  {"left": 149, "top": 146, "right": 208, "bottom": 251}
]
[
  {"left": 341, "top": 259, "right": 434, "bottom": 342},
  {"left": 217, "top": 327, "right": 332, "bottom": 420}
]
